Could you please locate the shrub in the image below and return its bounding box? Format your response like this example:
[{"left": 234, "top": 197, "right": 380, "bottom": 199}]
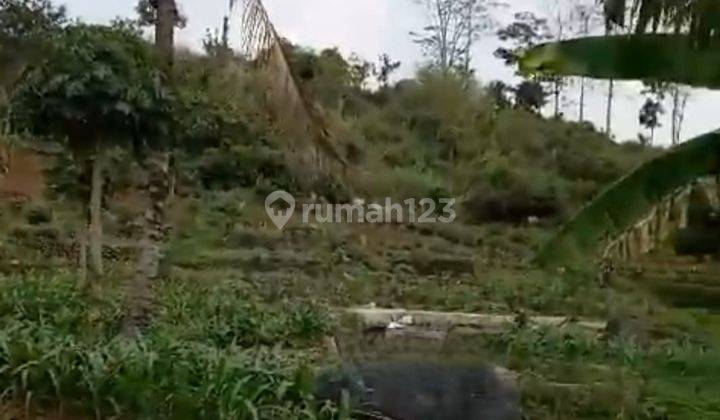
[
  {"left": 197, "top": 145, "right": 296, "bottom": 192},
  {"left": 25, "top": 204, "right": 53, "bottom": 225}
]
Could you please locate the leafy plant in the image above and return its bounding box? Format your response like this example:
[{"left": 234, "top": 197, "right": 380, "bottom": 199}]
[
  {"left": 519, "top": 6, "right": 720, "bottom": 266},
  {"left": 0, "top": 271, "right": 335, "bottom": 419},
  {"left": 13, "top": 22, "right": 173, "bottom": 280}
]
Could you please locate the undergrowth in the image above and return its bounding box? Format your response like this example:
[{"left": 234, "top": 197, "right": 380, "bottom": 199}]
[{"left": 0, "top": 271, "right": 335, "bottom": 419}]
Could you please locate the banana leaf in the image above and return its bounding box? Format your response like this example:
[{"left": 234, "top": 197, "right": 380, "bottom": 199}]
[
  {"left": 535, "top": 129, "right": 720, "bottom": 267},
  {"left": 519, "top": 34, "right": 720, "bottom": 89}
]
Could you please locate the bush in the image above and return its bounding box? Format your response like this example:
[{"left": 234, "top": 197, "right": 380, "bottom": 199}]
[
  {"left": 461, "top": 158, "right": 568, "bottom": 224},
  {"left": 197, "top": 145, "right": 297, "bottom": 192},
  {"left": 25, "top": 204, "right": 53, "bottom": 225}
]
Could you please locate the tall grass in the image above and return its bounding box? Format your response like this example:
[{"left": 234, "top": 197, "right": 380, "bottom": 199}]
[{"left": 0, "top": 271, "right": 334, "bottom": 419}]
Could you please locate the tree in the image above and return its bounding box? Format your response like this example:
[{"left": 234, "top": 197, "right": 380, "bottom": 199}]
[
  {"left": 604, "top": 26, "right": 615, "bottom": 138},
  {"left": 567, "top": 2, "right": 603, "bottom": 122},
  {"left": 513, "top": 80, "right": 547, "bottom": 113},
  {"left": 543, "top": 0, "right": 573, "bottom": 118},
  {"left": 486, "top": 80, "right": 511, "bottom": 110},
  {"left": 0, "top": 0, "right": 65, "bottom": 173},
  {"left": 347, "top": 54, "right": 374, "bottom": 90},
  {"left": 202, "top": 16, "right": 232, "bottom": 61},
  {"left": 0, "top": 0, "right": 65, "bottom": 88},
  {"left": 411, "top": 0, "right": 498, "bottom": 73},
  {"left": 638, "top": 97, "right": 664, "bottom": 145},
  {"left": 122, "top": 0, "right": 182, "bottom": 336},
  {"left": 375, "top": 53, "right": 401, "bottom": 88},
  {"left": 493, "top": 12, "right": 553, "bottom": 116},
  {"left": 494, "top": 11, "right": 551, "bottom": 66},
  {"left": 670, "top": 85, "right": 690, "bottom": 145},
  {"left": 13, "top": 23, "right": 171, "bottom": 284}
]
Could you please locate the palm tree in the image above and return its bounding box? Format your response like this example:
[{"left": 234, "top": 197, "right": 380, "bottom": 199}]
[
  {"left": 123, "top": 0, "right": 178, "bottom": 336},
  {"left": 519, "top": 0, "right": 720, "bottom": 267},
  {"left": 231, "top": 0, "right": 347, "bottom": 181}
]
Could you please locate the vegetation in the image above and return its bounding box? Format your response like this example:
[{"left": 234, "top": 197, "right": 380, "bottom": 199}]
[
  {"left": 521, "top": 0, "right": 720, "bottom": 267},
  {"left": 2, "top": 0, "right": 720, "bottom": 418},
  {"left": 0, "top": 271, "right": 333, "bottom": 419}
]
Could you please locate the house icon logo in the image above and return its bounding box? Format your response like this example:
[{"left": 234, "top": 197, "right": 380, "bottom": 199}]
[{"left": 265, "top": 190, "right": 295, "bottom": 230}]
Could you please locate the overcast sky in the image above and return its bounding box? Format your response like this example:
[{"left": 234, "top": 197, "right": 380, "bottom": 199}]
[{"left": 60, "top": 0, "right": 720, "bottom": 146}]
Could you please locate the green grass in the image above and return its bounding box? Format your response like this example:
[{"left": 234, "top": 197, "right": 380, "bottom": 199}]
[{"left": 0, "top": 271, "right": 336, "bottom": 419}]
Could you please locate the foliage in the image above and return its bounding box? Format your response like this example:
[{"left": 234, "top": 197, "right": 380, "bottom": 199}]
[
  {"left": 411, "top": 0, "right": 498, "bottom": 73},
  {"left": 0, "top": 0, "right": 65, "bottom": 88},
  {"left": 0, "top": 271, "right": 334, "bottom": 419},
  {"left": 375, "top": 53, "right": 401, "bottom": 87},
  {"left": 638, "top": 97, "right": 664, "bottom": 144},
  {"left": 341, "top": 66, "right": 652, "bottom": 222},
  {"left": 519, "top": 6, "right": 720, "bottom": 266},
  {"left": 494, "top": 11, "right": 552, "bottom": 66},
  {"left": 513, "top": 80, "right": 548, "bottom": 112},
  {"left": 12, "top": 22, "right": 173, "bottom": 154},
  {"left": 135, "top": 0, "right": 186, "bottom": 28},
  {"left": 520, "top": 34, "right": 720, "bottom": 89},
  {"left": 535, "top": 130, "right": 720, "bottom": 267}
]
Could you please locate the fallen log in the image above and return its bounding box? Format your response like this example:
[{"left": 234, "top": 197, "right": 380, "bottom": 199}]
[{"left": 342, "top": 307, "right": 606, "bottom": 334}]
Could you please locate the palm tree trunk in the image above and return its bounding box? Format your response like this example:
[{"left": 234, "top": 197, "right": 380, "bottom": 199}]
[
  {"left": 578, "top": 16, "right": 588, "bottom": 123},
  {"left": 604, "top": 26, "right": 614, "bottom": 138},
  {"left": 89, "top": 151, "right": 104, "bottom": 277},
  {"left": 553, "top": 78, "right": 561, "bottom": 118},
  {"left": 155, "top": 0, "right": 175, "bottom": 71},
  {"left": 78, "top": 220, "right": 88, "bottom": 287},
  {"left": 579, "top": 77, "right": 585, "bottom": 122},
  {"left": 2, "top": 98, "right": 11, "bottom": 174},
  {"left": 123, "top": 150, "right": 170, "bottom": 335},
  {"left": 123, "top": 0, "right": 175, "bottom": 337},
  {"left": 671, "top": 86, "right": 680, "bottom": 145},
  {"left": 606, "top": 78, "right": 614, "bottom": 137}
]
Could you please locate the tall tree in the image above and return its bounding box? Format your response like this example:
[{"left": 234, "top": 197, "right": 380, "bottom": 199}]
[
  {"left": 411, "top": 0, "right": 498, "bottom": 73},
  {"left": 670, "top": 85, "right": 690, "bottom": 145},
  {"left": 0, "top": 0, "right": 65, "bottom": 172},
  {"left": 494, "top": 11, "right": 552, "bottom": 66},
  {"left": 638, "top": 97, "right": 664, "bottom": 145},
  {"left": 493, "top": 11, "right": 552, "bottom": 115},
  {"left": 513, "top": 80, "right": 548, "bottom": 113},
  {"left": 375, "top": 53, "right": 401, "bottom": 88},
  {"left": 604, "top": 25, "right": 615, "bottom": 138},
  {"left": 544, "top": 0, "right": 571, "bottom": 118},
  {"left": 124, "top": 0, "right": 183, "bottom": 336},
  {"left": 568, "top": 2, "right": 603, "bottom": 122}
]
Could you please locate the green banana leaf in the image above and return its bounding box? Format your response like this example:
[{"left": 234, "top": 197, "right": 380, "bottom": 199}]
[
  {"left": 519, "top": 34, "right": 720, "bottom": 89},
  {"left": 535, "top": 129, "right": 720, "bottom": 267}
]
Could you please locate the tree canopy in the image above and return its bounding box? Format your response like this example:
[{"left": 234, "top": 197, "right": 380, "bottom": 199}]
[
  {"left": 12, "top": 22, "right": 173, "bottom": 154},
  {"left": 0, "top": 0, "right": 65, "bottom": 88}
]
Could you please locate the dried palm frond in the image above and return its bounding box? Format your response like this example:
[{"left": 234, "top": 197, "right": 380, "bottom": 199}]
[{"left": 230, "top": 0, "right": 348, "bottom": 181}]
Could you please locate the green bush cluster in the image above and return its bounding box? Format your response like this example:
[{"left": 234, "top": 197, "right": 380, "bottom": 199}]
[{"left": 164, "top": 48, "right": 654, "bottom": 222}]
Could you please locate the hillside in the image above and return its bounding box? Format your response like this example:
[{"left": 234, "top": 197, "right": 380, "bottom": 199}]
[{"left": 2, "top": 2, "right": 720, "bottom": 419}]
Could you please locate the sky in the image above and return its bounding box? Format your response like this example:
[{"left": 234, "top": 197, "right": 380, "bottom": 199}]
[{"left": 58, "top": 0, "right": 720, "bottom": 146}]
